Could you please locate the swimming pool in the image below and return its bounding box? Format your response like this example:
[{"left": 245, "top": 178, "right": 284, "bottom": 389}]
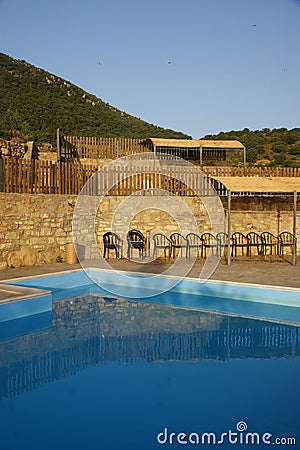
[
  {"left": 0, "top": 270, "right": 299, "bottom": 449},
  {"left": 5, "top": 268, "right": 300, "bottom": 325}
]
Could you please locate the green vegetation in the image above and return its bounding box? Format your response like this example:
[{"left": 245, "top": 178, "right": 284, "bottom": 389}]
[
  {"left": 204, "top": 128, "right": 300, "bottom": 167},
  {"left": 0, "top": 52, "right": 190, "bottom": 143},
  {"left": 1, "top": 52, "right": 299, "bottom": 167}
]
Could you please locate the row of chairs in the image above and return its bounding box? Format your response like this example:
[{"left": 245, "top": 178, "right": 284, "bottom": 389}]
[
  {"left": 153, "top": 231, "right": 297, "bottom": 258},
  {"left": 103, "top": 230, "right": 144, "bottom": 259},
  {"left": 224, "top": 231, "right": 297, "bottom": 258},
  {"left": 103, "top": 230, "right": 297, "bottom": 259}
]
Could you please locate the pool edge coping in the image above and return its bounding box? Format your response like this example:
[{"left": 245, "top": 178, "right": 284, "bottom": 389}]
[
  {"left": 0, "top": 283, "right": 52, "bottom": 305},
  {"left": 2, "top": 266, "right": 300, "bottom": 293}
]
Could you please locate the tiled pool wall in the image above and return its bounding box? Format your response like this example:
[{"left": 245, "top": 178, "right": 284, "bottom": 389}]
[
  {"left": 85, "top": 269, "right": 300, "bottom": 307},
  {"left": 0, "top": 293, "right": 52, "bottom": 323},
  {"left": 0, "top": 291, "right": 52, "bottom": 341}
]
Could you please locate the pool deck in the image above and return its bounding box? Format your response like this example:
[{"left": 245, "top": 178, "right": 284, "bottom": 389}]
[{"left": 0, "top": 258, "right": 299, "bottom": 291}]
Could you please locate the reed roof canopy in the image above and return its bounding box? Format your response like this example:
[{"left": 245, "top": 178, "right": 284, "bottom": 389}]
[
  {"left": 213, "top": 176, "right": 300, "bottom": 194},
  {"left": 142, "top": 138, "right": 246, "bottom": 165}
]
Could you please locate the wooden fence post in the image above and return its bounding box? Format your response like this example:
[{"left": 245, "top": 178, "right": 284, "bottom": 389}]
[
  {"left": 57, "top": 128, "right": 61, "bottom": 161},
  {"left": 227, "top": 189, "right": 231, "bottom": 266},
  {"left": 293, "top": 191, "right": 297, "bottom": 266},
  {"left": 51, "top": 163, "right": 56, "bottom": 194},
  {"left": 29, "top": 159, "right": 34, "bottom": 194},
  {"left": 0, "top": 156, "right": 3, "bottom": 192}
]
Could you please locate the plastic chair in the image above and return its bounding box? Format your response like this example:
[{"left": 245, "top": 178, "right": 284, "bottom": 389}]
[
  {"left": 279, "top": 232, "right": 297, "bottom": 256},
  {"left": 216, "top": 232, "right": 230, "bottom": 257},
  {"left": 152, "top": 233, "right": 172, "bottom": 258},
  {"left": 127, "top": 230, "right": 146, "bottom": 258},
  {"left": 186, "top": 233, "right": 202, "bottom": 258},
  {"left": 261, "top": 232, "right": 280, "bottom": 256},
  {"left": 170, "top": 233, "right": 189, "bottom": 258},
  {"left": 103, "top": 232, "right": 122, "bottom": 259},
  {"left": 231, "top": 232, "right": 249, "bottom": 257},
  {"left": 246, "top": 232, "right": 264, "bottom": 256},
  {"left": 201, "top": 233, "right": 218, "bottom": 258}
]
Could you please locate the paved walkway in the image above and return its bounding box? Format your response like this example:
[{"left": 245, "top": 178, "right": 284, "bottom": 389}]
[{"left": 0, "top": 258, "right": 299, "bottom": 289}]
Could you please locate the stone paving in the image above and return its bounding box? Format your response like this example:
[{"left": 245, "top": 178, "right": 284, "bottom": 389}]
[{"left": 0, "top": 257, "right": 299, "bottom": 289}]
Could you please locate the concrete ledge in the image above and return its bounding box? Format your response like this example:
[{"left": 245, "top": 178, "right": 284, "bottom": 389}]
[{"left": 0, "top": 283, "right": 52, "bottom": 322}]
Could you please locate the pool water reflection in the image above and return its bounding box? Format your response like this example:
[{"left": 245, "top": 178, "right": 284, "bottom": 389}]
[{"left": 0, "top": 294, "right": 299, "bottom": 449}]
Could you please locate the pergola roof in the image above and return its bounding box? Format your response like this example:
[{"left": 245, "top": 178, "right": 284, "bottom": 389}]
[
  {"left": 145, "top": 138, "right": 245, "bottom": 149},
  {"left": 214, "top": 176, "right": 300, "bottom": 193},
  {"left": 145, "top": 138, "right": 200, "bottom": 148},
  {"left": 198, "top": 140, "right": 244, "bottom": 149}
]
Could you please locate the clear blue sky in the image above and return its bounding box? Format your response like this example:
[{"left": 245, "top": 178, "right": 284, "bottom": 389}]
[{"left": 1, "top": 0, "right": 299, "bottom": 138}]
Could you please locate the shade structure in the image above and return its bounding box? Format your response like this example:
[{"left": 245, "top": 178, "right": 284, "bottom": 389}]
[
  {"left": 213, "top": 176, "right": 300, "bottom": 194},
  {"left": 143, "top": 138, "right": 246, "bottom": 166}
]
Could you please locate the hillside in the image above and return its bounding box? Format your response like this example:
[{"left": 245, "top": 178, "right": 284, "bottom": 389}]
[
  {"left": 1, "top": 53, "right": 299, "bottom": 167},
  {"left": 204, "top": 127, "right": 300, "bottom": 167},
  {"left": 0, "top": 52, "right": 190, "bottom": 143}
]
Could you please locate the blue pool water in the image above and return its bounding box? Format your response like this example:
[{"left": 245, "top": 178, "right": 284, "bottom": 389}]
[
  {"left": 0, "top": 271, "right": 299, "bottom": 449},
  {"left": 8, "top": 269, "right": 300, "bottom": 324}
]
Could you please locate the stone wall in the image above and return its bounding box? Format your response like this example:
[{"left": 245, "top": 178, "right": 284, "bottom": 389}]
[
  {"left": 0, "top": 193, "right": 77, "bottom": 269},
  {"left": 94, "top": 195, "right": 213, "bottom": 246},
  {"left": 0, "top": 139, "right": 28, "bottom": 158},
  {"left": 0, "top": 193, "right": 299, "bottom": 269},
  {"left": 0, "top": 138, "right": 55, "bottom": 159},
  {"left": 227, "top": 196, "right": 299, "bottom": 237}
]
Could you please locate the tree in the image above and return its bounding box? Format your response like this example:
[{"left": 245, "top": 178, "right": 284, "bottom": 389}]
[
  {"left": 288, "top": 145, "right": 300, "bottom": 156},
  {"left": 2, "top": 109, "right": 29, "bottom": 139},
  {"left": 272, "top": 142, "right": 287, "bottom": 153},
  {"left": 254, "top": 144, "right": 266, "bottom": 155},
  {"left": 274, "top": 152, "right": 286, "bottom": 165},
  {"left": 246, "top": 148, "right": 258, "bottom": 163}
]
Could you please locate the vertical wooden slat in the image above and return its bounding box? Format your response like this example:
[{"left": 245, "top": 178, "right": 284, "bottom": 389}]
[
  {"left": 2, "top": 157, "right": 7, "bottom": 192},
  {"left": 8, "top": 158, "right": 12, "bottom": 192},
  {"left": 60, "top": 162, "right": 64, "bottom": 194},
  {"left": 0, "top": 156, "right": 4, "bottom": 192},
  {"left": 18, "top": 158, "right": 23, "bottom": 193},
  {"left": 35, "top": 159, "right": 39, "bottom": 193},
  {"left": 38, "top": 160, "right": 42, "bottom": 193}
]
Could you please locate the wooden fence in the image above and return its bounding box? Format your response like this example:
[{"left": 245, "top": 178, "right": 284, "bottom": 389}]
[
  {"left": 0, "top": 158, "right": 94, "bottom": 195},
  {"left": 60, "top": 136, "right": 300, "bottom": 178},
  {"left": 0, "top": 156, "right": 299, "bottom": 196},
  {"left": 61, "top": 136, "right": 152, "bottom": 160},
  {"left": 0, "top": 157, "right": 221, "bottom": 196}
]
